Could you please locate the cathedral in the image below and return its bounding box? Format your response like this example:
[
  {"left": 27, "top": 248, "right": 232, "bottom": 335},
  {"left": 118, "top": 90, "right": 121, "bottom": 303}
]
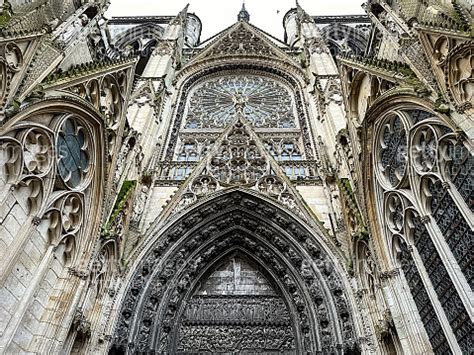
[{"left": 0, "top": 0, "right": 472, "bottom": 353}]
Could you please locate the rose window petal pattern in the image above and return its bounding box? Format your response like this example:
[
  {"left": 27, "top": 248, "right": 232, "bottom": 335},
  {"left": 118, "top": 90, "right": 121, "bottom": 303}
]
[
  {"left": 185, "top": 76, "right": 296, "bottom": 129},
  {"left": 57, "top": 118, "right": 90, "bottom": 188}
]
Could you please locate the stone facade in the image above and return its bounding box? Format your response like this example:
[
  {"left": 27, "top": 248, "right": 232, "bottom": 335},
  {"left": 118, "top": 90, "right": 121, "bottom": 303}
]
[{"left": 0, "top": 0, "right": 472, "bottom": 354}]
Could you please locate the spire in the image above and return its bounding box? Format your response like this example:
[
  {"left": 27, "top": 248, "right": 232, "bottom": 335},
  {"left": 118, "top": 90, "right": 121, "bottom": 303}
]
[
  {"left": 170, "top": 3, "right": 189, "bottom": 26},
  {"left": 238, "top": 1, "right": 250, "bottom": 22},
  {"left": 295, "top": 1, "right": 314, "bottom": 24}
]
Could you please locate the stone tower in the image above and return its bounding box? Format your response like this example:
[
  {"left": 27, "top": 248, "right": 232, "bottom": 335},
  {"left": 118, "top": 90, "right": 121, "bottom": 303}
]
[{"left": 0, "top": 0, "right": 472, "bottom": 354}]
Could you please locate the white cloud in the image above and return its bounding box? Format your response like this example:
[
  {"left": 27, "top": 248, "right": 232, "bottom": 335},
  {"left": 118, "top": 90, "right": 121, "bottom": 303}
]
[{"left": 106, "top": 0, "right": 365, "bottom": 40}]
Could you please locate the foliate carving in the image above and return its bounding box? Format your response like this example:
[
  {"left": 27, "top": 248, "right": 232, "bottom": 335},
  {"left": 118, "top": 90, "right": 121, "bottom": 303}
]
[{"left": 184, "top": 75, "right": 296, "bottom": 129}]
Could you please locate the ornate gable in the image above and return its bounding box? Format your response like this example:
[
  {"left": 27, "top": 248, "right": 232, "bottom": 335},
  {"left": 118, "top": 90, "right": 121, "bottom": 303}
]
[
  {"left": 162, "top": 110, "right": 316, "bottom": 224},
  {"left": 187, "top": 22, "right": 291, "bottom": 64}
]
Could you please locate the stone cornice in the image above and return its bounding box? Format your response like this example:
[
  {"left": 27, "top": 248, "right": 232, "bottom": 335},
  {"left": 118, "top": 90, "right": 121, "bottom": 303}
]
[{"left": 312, "top": 15, "right": 371, "bottom": 24}]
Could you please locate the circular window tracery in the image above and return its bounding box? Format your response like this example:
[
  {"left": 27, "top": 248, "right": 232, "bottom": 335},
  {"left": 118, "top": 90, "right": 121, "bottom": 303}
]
[
  {"left": 184, "top": 75, "right": 296, "bottom": 129},
  {"left": 57, "top": 117, "right": 90, "bottom": 189}
]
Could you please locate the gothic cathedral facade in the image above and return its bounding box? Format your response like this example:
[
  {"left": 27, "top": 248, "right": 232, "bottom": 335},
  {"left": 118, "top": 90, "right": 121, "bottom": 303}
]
[{"left": 0, "top": 0, "right": 472, "bottom": 353}]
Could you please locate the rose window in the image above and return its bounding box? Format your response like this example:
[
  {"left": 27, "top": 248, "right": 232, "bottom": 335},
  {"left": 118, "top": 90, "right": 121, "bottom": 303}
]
[{"left": 184, "top": 76, "right": 296, "bottom": 129}]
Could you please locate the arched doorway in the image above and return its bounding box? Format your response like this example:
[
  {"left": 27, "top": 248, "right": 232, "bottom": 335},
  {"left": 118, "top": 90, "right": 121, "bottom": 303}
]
[{"left": 109, "top": 191, "right": 360, "bottom": 354}]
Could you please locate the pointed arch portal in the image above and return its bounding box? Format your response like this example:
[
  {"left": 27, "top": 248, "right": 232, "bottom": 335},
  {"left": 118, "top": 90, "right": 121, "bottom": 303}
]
[{"left": 109, "top": 191, "right": 360, "bottom": 354}]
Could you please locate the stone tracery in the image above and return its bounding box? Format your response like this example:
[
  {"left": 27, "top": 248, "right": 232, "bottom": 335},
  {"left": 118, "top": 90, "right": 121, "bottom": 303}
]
[
  {"left": 184, "top": 75, "right": 296, "bottom": 129},
  {"left": 372, "top": 106, "right": 474, "bottom": 354}
]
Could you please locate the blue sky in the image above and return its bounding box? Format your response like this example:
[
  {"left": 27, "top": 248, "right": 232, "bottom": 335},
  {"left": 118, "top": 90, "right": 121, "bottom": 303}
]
[{"left": 106, "top": 0, "right": 365, "bottom": 40}]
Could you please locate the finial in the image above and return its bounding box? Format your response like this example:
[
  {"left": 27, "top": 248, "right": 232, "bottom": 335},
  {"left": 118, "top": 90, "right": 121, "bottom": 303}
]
[{"left": 238, "top": 1, "right": 250, "bottom": 22}]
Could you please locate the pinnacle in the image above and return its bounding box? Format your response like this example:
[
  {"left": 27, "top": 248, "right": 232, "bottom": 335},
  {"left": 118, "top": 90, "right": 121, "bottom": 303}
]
[{"left": 238, "top": 1, "right": 250, "bottom": 22}]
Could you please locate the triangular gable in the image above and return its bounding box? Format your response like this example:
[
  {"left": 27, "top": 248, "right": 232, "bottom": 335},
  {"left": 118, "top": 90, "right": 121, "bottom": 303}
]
[
  {"left": 186, "top": 21, "right": 295, "bottom": 65},
  {"left": 159, "top": 111, "right": 319, "bottom": 225}
]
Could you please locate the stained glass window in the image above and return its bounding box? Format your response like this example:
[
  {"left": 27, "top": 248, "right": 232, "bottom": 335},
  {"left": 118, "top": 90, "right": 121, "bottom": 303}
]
[
  {"left": 399, "top": 240, "right": 451, "bottom": 354},
  {"left": 427, "top": 179, "right": 473, "bottom": 287},
  {"left": 184, "top": 76, "right": 296, "bottom": 129},
  {"left": 442, "top": 141, "right": 474, "bottom": 212},
  {"left": 411, "top": 213, "right": 473, "bottom": 352},
  {"left": 57, "top": 118, "right": 89, "bottom": 188}
]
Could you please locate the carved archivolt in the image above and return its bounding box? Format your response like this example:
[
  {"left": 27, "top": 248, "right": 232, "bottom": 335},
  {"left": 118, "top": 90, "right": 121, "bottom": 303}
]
[{"left": 110, "top": 191, "right": 359, "bottom": 353}]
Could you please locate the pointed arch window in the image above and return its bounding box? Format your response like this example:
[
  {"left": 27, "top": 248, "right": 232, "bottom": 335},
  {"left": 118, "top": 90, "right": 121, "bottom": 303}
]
[{"left": 373, "top": 107, "right": 473, "bottom": 354}]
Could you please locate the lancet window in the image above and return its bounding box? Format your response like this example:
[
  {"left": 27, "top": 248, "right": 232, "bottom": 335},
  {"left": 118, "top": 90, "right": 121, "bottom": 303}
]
[{"left": 374, "top": 107, "right": 473, "bottom": 353}]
